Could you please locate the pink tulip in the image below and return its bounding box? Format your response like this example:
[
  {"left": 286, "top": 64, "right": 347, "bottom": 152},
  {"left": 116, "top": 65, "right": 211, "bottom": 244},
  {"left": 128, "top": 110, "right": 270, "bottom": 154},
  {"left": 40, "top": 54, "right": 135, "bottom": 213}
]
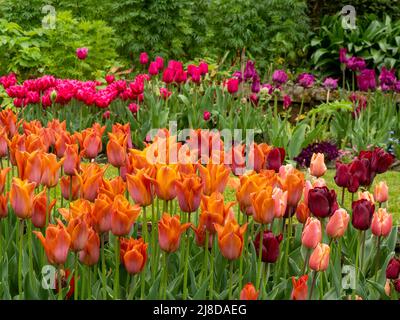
[
  {"left": 358, "top": 191, "right": 375, "bottom": 204},
  {"left": 139, "top": 52, "right": 149, "bottom": 65},
  {"left": 76, "top": 47, "right": 88, "bottom": 60},
  {"left": 303, "top": 180, "right": 312, "bottom": 206},
  {"left": 203, "top": 111, "right": 211, "bottom": 121},
  {"left": 272, "top": 187, "right": 287, "bottom": 218},
  {"left": 309, "top": 243, "right": 330, "bottom": 272},
  {"left": 371, "top": 208, "right": 393, "bottom": 237},
  {"left": 309, "top": 153, "right": 327, "bottom": 178},
  {"left": 374, "top": 181, "right": 388, "bottom": 203},
  {"left": 326, "top": 208, "right": 349, "bottom": 239},
  {"left": 301, "top": 217, "right": 321, "bottom": 249}
]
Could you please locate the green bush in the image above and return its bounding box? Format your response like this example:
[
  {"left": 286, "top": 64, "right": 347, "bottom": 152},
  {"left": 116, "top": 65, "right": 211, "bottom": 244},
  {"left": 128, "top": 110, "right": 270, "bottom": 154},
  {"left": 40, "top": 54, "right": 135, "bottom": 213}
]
[
  {"left": 0, "top": 11, "right": 118, "bottom": 79},
  {"left": 308, "top": 14, "right": 400, "bottom": 77}
]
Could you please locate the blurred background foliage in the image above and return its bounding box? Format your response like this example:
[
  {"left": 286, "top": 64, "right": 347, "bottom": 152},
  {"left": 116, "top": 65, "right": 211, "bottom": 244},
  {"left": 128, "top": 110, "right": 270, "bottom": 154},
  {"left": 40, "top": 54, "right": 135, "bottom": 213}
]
[{"left": 0, "top": 0, "right": 399, "bottom": 79}]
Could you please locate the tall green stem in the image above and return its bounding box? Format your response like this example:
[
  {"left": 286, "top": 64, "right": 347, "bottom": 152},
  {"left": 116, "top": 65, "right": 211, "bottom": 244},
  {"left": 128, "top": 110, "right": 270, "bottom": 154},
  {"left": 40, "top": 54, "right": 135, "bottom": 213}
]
[
  {"left": 74, "top": 252, "right": 79, "bottom": 300},
  {"left": 182, "top": 213, "right": 190, "bottom": 300},
  {"left": 114, "top": 236, "right": 120, "bottom": 299},
  {"left": 228, "top": 260, "right": 234, "bottom": 300},
  {"left": 256, "top": 224, "right": 264, "bottom": 290},
  {"left": 101, "top": 233, "right": 107, "bottom": 299},
  {"left": 18, "top": 219, "right": 24, "bottom": 299}
]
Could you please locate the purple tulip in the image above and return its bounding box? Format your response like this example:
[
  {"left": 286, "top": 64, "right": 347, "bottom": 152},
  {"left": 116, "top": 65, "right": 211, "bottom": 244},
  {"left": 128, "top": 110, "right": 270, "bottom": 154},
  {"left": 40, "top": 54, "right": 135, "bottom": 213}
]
[
  {"left": 357, "top": 69, "right": 376, "bottom": 91},
  {"left": 244, "top": 60, "right": 257, "bottom": 81},
  {"left": 297, "top": 73, "right": 315, "bottom": 88},
  {"left": 272, "top": 70, "right": 288, "bottom": 85},
  {"left": 339, "top": 48, "right": 348, "bottom": 64},
  {"left": 379, "top": 67, "right": 397, "bottom": 91},
  {"left": 283, "top": 95, "right": 292, "bottom": 109},
  {"left": 346, "top": 57, "right": 366, "bottom": 71},
  {"left": 323, "top": 77, "right": 338, "bottom": 90},
  {"left": 251, "top": 75, "right": 260, "bottom": 93}
]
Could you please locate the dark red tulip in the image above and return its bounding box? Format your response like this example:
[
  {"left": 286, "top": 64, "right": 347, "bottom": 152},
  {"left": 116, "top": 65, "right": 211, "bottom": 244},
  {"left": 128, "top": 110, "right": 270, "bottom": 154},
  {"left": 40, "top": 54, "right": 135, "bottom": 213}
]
[
  {"left": 386, "top": 258, "right": 400, "bottom": 279},
  {"left": 265, "top": 147, "right": 285, "bottom": 172},
  {"left": 351, "top": 199, "right": 375, "bottom": 230},
  {"left": 334, "top": 161, "right": 350, "bottom": 188},
  {"left": 394, "top": 279, "right": 400, "bottom": 293},
  {"left": 253, "top": 230, "right": 283, "bottom": 263},
  {"left": 308, "top": 186, "right": 338, "bottom": 218},
  {"left": 360, "top": 148, "right": 395, "bottom": 174}
]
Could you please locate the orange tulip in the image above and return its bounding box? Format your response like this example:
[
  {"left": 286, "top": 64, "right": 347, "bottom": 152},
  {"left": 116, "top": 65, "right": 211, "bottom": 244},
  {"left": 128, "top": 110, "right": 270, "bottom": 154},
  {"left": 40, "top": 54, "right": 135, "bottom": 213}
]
[
  {"left": 41, "top": 153, "right": 64, "bottom": 188},
  {"left": 175, "top": 173, "right": 203, "bottom": 213},
  {"left": 371, "top": 208, "right": 393, "bottom": 238},
  {"left": 111, "top": 194, "right": 141, "bottom": 236},
  {"left": 291, "top": 275, "right": 308, "bottom": 300},
  {"left": 112, "top": 123, "right": 132, "bottom": 149},
  {"left": 309, "top": 243, "right": 330, "bottom": 272},
  {"left": 0, "top": 193, "right": 8, "bottom": 219},
  {"left": 0, "top": 127, "right": 9, "bottom": 158},
  {"left": 76, "top": 163, "right": 107, "bottom": 202},
  {"left": 197, "top": 162, "right": 230, "bottom": 196},
  {"left": 59, "top": 199, "right": 93, "bottom": 221},
  {"left": 358, "top": 191, "right": 375, "bottom": 204},
  {"left": 120, "top": 237, "right": 148, "bottom": 274},
  {"left": 99, "top": 176, "right": 126, "bottom": 200},
  {"left": 191, "top": 222, "right": 213, "bottom": 249},
  {"left": 82, "top": 129, "right": 102, "bottom": 160},
  {"left": 90, "top": 194, "right": 112, "bottom": 233},
  {"left": 63, "top": 144, "right": 80, "bottom": 176},
  {"left": 251, "top": 187, "right": 275, "bottom": 224},
  {"left": 15, "top": 150, "right": 42, "bottom": 185},
  {"left": 67, "top": 217, "right": 90, "bottom": 252},
  {"left": 54, "top": 131, "right": 73, "bottom": 158},
  {"left": 32, "top": 188, "right": 56, "bottom": 228},
  {"left": 240, "top": 283, "right": 259, "bottom": 300},
  {"left": 107, "top": 132, "right": 127, "bottom": 168},
  {"left": 34, "top": 219, "right": 71, "bottom": 265},
  {"left": 236, "top": 173, "right": 271, "bottom": 215},
  {"left": 158, "top": 213, "right": 191, "bottom": 253},
  {"left": 199, "top": 192, "right": 235, "bottom": 234},
  {"left": 126, "top": 168, "right": 155, "bottom": 206},
  {"left": 374, "top": 181, "right": 389, "bottom": 203},
  {"left": 60, "top": 175, "right": 80, "bottom": 201},
  {"left": 0, "top": 167, "right": 11, "bottom": 194},
  {"left": 296, "top": 202, "right": 310, "bottom": 224},
  {"left": 247, "top": 143, "right": 266, "bottom": 173},
  {"left": 151, "top": 164, "right": 178, "bottom": 201},
  {"left": 309, "top": 153, "right": 327, "bottom": 178},
  {"left": 0, "top": 108, "right": 18, "bottom": 136},
  {"left": 326, "top": 208, "right": 350, "bottom": 239},
  {"left": 25, "top": 133, "right": 47, "bottom": 153},
  {"left": 10, "top": 177, "right": 35, "bottom": 219},
  {"left": 8, "top": 133, "right": 25, "bottom": 166},
  {"left": 214, "top": 214, "right": 247, "bottom": 260},
  {"left": 278, "top": 165, "right": 304, "bottom": 209},
  {"left": 79, "top": 228, "right": 100, "bottom": 266}
]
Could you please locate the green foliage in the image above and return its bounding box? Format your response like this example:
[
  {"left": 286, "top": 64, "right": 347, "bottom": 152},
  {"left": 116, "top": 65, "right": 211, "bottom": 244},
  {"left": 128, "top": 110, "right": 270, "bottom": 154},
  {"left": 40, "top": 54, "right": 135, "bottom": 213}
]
[
  {"left": 208, "top": 0, "right": 310, "bottom": 69},
  {"left": 308, "top": 14, "right": 400, "bottom": 77},
  {"left": 0, "top": 11, "right": 118, "bottom": 79}
]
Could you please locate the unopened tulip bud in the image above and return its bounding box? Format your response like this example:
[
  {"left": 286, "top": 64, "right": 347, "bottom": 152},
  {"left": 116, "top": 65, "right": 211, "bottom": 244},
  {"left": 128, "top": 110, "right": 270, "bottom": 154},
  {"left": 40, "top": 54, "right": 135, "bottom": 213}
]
[
  {"left": 326, "top": 208, "right": 349, "bottom": 239},
  {"left": 309, "top": 153, "right": 327, "bottom": 178},
  {"left": 374, "top": 181, "right": 388, "bottom": 203}
]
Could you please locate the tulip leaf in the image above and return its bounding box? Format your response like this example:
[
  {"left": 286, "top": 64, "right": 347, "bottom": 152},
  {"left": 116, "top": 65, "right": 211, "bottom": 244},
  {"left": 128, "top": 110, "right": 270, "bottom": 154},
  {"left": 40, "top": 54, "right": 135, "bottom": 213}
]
[
  {"left": 323, "top": 287, "right": 339, "bottom": 300},
  {"left": 366, "top": 280, "right": 390, "bottom": 300},
  {"left": 193, "top": 274, "right": 210, "bottom": 300},
  {"left": 146, "top": 271, "right": 162, "bottom": 299}
]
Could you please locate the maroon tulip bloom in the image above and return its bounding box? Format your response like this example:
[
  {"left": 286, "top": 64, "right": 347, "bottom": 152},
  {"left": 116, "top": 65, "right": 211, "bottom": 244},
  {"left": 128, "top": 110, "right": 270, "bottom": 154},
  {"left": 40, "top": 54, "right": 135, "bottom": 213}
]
[
  {"left": 265, "top": 147, "right": 285, "bottom": 172},
  {"left": 253, "top": 231, "right": 283, "bottom": 263},
  {"left": 386, "top": 258, "right": 400, "bottom": 279},
  {"left": 360, "top": 147, "right": 395, "bottom": 174},
  {"left": 308, "top": 186, "right": 339, "bottom": 218},
  {"left": 351, "top": 199, "right": 375, "bottom": 230},
  {"left": 394, "top": 279, "right": 400, "bottom": 293},
  {"left": 334, "top": 161, "right": 351, "bottom": 188}
]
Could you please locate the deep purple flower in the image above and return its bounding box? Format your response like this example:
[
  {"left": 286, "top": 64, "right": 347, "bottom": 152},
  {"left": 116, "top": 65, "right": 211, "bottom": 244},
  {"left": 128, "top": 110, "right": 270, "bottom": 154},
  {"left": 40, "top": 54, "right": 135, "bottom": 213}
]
[
  {"left": 233, "top": 71, "right": 243, "bottom": 83},
  {"left": 244, "top": 61, "right": 257, "bottom": 81},
  {"left": 251, "top": 75, "right": 260, "bottom": 93},
  {"left": 272, "top": 70, "right": 288, "bottom": 85},
  {"left": 339, "top": 48, "right": 348, "bottom": 64},
  {"left": 261, "top": 83, "right": 273, "bottom": 94},
  {"left": 297, "top": 73, "right": 315, "bottom": 88},
  {"left": 357, "top": 69, "right": 376, "bottom": 91},
  {"left": 323, "top": 78, "right": 338, "bottom": 90},
  {"left": 346, "top": 57, "right": 366, "bottom": 71},
  {"left": 395, "top": 80, "right": 400, "bottom": 93},
  {"left": 253, "top": 231, "right": 283, "bottom": 263},
  {"left": 352, "top": 199, "right": 375, "bottom": 230},
  {"left": 379, "top": 67, "right": 397, "bottom": 91}
]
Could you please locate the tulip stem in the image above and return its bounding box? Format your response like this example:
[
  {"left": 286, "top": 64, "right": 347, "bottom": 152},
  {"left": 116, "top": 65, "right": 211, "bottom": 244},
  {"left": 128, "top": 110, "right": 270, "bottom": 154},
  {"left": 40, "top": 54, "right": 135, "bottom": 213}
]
[
  {"left": 302, "top": 248, "right": 311, "bottom": 275},
  {"left": 238, "top": 228, "right": 244, "bottom": 288},
  {"left": 199, "top": 230, "right": 209, "bottom": 285},
  {"left": 69, "top": 175, "right": 73, "bottom": 208},
  {"left": 151, "top": 202, "right": 157, "bottom": 282},
  {"left": 182, "top": 213, "right": 190, "bottom": 300},
  {"left": 87, "top": 266, "right": 92, "bottom": 300},
  {"left": 209, "top": 235, "right": 215, "bottom": 300},
  {"left": 256, "top": 224, "right": 264, "bottom": 290},
  {"left": 374, "top": 236, "right": 381, "bottom": 280},
  {"left": 353, "top": 230, "right": 361, "bottom": 300},
  {"left": 263, "top": 263, "right": 270, "bottom": 297},
  {"left": 308, "top": 271, "right": 318, "bottom": 300},
  {"left": 127, "top": 274, "right": 137, "bottom": 300},
  {"left": 27, "top": 221, "right": 33, "bottom": 289},
  {"left": 341, "top": 187, "right": 345, "bottom": 207},
  {"left": 114, "top": 236, "right": 120, "bottom": 299},
  {"left": 142, "top": 206, "right": 147, "bottom": 242},
  {"left": 360, "top": 230, "right": 366, "bottom": 273},
  {"left": 283, "top": 215, "right": 292, "bottom": 279},
  {"left": 46, "top": 187, "right": 51, "bottom": 227},
  {"left": 58, "top": 265, "right": 63, "bottom": 300},
  {"left": 74, "top": 252, "right": 79, "bottom": 300},
  {"left": 101, "top": 233, "right": 107, "bottom": 299},
  {"left": 18, "top": 219, "right": 24, "bottom": 300},
  {"left": 228, "top": 260, "right": 234, "bottom": 300},
  {"left": 161, "top": 252, "right": 168, "bottom": 300}
]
